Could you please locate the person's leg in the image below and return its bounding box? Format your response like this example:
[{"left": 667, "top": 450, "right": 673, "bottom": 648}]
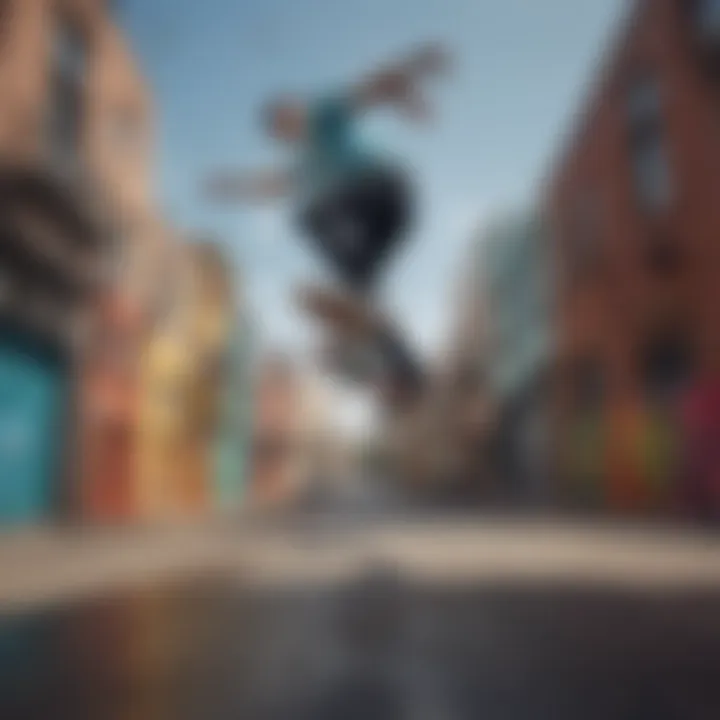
[
  {"left": 300, "top": 187, "right": 375, "bottom": 292},
  {"left": 299, "top": 169, "right": 412, "bottom": 294},
  {"left": 342, "top": 169, "right": 412, "bottom": 292},
  {"left": 297, "top": 170, "right": 418, "bottom": 397}
]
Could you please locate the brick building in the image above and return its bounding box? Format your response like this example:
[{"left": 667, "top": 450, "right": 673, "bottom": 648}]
[
  {"left": 0, "top": 0, "right": 156, "bottom": 524},
  {"left": 548, "top": 0, "right": 720, "bottom": 513}
]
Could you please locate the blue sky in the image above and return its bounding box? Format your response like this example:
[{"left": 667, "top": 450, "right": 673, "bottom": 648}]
[{"left": 118, "top": 0, "right": 624, "bottom": 360}]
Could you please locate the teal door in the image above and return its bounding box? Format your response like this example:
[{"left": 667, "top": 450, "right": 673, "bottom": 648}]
[{"left": 0, "top": 327, "right": 66, "bottom": 526}]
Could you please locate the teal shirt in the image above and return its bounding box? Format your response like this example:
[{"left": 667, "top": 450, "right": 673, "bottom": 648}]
[{"left": 293, "top": 94, "right": 386, "bottom": 211}]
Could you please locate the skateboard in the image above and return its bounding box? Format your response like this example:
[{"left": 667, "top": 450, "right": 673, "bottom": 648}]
[
  {"left": 295, "top": 283, "right": 424, "bottom": 407},
  {"left": 294, "top": 284, "right": 381, "bottom": 336}
]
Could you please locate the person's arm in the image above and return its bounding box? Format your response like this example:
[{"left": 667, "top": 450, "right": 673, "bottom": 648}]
[
  {"left": 349, "top": 43, "right": 449, "bottom": 117},
  {"left": 203, "top": 168, "right": 291, "bottom": 205}
]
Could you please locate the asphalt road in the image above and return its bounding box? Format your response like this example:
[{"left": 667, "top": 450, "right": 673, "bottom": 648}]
[{"left": 2, "top": 519, "right": 720, "bottom": 720}]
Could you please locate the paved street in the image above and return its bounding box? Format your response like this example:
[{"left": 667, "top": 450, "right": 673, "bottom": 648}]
[{"left": 2, "top": 517, "right": 720, "bottom": 719}]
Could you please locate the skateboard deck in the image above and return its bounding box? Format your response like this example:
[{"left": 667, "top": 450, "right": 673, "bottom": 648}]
[
  {"left": 294, "top": 284, "right": 383, "bottom": 337},
  {"left": 295, "top": 283, "right": 424, "bottom": 404}
]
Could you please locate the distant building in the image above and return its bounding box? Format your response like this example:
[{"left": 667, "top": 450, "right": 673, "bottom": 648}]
[
  {"left": 547, "top": 0, "right": 720, "bottom": 514},
  {"left": 213, "top": 307, "right": 254, "bottom": 513},
  {"left": 293, "top": 373, "right": 336, "bottom": 495},
  {"left": 250, "top": 355, "right": 303, "bottom": 509},
  {"left": 457, "top": 210, "right": 554, "bottom": 505}
]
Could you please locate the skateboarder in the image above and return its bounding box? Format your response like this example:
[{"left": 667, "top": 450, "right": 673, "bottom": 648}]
[
  {"left": 204, "top": 42, "right": 447, "bottom": 293},
  {"left": 203, "top": 42, "right": 448, "bottom": 387}
]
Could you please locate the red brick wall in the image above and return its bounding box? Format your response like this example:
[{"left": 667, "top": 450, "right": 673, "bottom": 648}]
[
  {"left": 547, "top": 0, "right": 720, "bottom": 511},
  {"left": 549, "top": 0, "right": 720, "bottom": 406}
]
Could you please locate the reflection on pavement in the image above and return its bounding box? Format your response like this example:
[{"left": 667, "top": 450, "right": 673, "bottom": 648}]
[{"left": 2, "top": 562, "right": 720, "bottom": 720}]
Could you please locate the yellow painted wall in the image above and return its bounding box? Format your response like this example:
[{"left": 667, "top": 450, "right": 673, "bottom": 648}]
[{"left": 134, "top": 240, "right": 237, "bottom": 521}]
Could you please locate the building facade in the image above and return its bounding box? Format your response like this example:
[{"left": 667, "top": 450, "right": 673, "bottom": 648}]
[
  {"left": 0, "top": 1, "right": 252, "bottom": 526},
  {"left": 0, "top": 0, "right": 153, "bottom": 525},
  {"left": 134, "top": 237, "right": 252, "bottom": 521},
  {"left": 79, "top": 290, "right": 144, "bottom": 522},
  {"left": 185, "top": 241, "right": 245, "bottom": 515},
  {"left": 134, "top": 228, "right": 197, "bottom": 522},
  {"left": 547, "top": 0, "right": 720, "bottom": 515}
]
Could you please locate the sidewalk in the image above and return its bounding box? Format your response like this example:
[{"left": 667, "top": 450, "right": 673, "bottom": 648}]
[
  {"left": 3, "top": 515, "right": 720, "bottom": 616},
  {"left": 0, "top": 523, "right": 230, "bottom": 614}
]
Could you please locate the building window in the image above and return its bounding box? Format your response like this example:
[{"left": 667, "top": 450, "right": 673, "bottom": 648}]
[
  {"left": 46, "top": 16, "right": 88, "bottom": 170},
  {"left": 645, "top": 232, "right": 682, "bottom": 277},
  {"left": 570, "top": 358, "right": 605, "bottom": 413},
  {"left": 0, "top": 1, "right": 13, "bottom": 51},
  {"left": 566, "top": 189, "right": 601, "bottom": 278},
  {"left": 627, "top": 74, "right": 661, "bottom": 126},
  {"left": 627, "top": 75, "right": 673, "bottom": 212},
  {"left": 641, "top": 335, "right": 692, "bottom": 406},
  {"left": 632, "top": 131, "right": 673, "bottom": 210},
  {"left": 695, "top": 0, "right": 720, "bottom": 38}
]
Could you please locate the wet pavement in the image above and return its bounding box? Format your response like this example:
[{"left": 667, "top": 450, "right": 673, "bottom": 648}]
[{"left": 2, "top": 521, "right": 720, "bottom": 720}]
